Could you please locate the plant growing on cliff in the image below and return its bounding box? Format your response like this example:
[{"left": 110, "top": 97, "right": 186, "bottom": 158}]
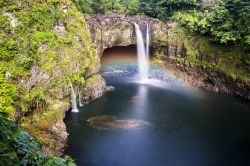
[
  {"left": 0, "top": 0, "right": 98, "bottom": 159},
  {"left": 0, "top": 114, "right": 76, "bottom": 165},
  {"left": 0, "top": 0, "right": 97, "bottom": 118},
  {"left": 176, "top": 0, "right": 250, "bottom": 46}
]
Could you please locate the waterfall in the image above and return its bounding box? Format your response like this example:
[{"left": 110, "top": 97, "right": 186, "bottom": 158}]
[
  {"left": 134, "top": 23, "right": 149, "bottom": 81},
  {"left": 146, "top": 24, "right": 150, "bottom": 64},
  {"left": 70, "top": 83, "right": 79, "bottom": 112},
  {"left": 78, "top": 88, "right": 83, "bottom": 107}
]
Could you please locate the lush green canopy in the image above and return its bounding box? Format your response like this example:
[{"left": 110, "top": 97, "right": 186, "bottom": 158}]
[
  {"left": 0, "top": 113, "right": 75, "bottom": 165},
  {"left": 73, "top": 0, "right": 250, "bottom": 46}
]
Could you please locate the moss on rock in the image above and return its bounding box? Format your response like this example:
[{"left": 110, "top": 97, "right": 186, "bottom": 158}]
[
  {"left": 83, "top": 74, "right": 107, "bottom": 101},
  {"left": 165, "top": 23, "right": 250, "bottom": 81},
  {"left": 0, "top": 0, "right": 99, "bottom": 155}
]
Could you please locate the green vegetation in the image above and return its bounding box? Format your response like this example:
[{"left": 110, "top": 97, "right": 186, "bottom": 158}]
[
  {"left": 73, "top": 0, "right": 249, "bottom": 81},
  {"left": 138, "top": 0, "right": 200, "bottom": 20},
  {"left": 0, "top": 113, "right": 75, "bottom": 165},
  {"left": 0, "top": 0, "right": 97, "bottom": 118},
  {"left": 73, "top": 0, "right": 138, "bottom": 14},
  {"left": 176, "top": 0, "right": 250, "bottom": 46},
  {"left": 74, "top": 0, "right": 250, "bottom": 46},
  {"left": 0, "top": 0, "right": 97, "bottom": 160},
  {"left": 165, "top": 23, "right": 250, "bottom": 81},
  {"left": 0, "top": 0, "right": 249, "bottom": 164},
  {"left": 73, "top": 0, "right": 199, "bottom": 18}
]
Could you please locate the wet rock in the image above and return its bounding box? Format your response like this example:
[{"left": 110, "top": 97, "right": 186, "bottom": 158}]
[
  {"left": 83, "top": 74, "right": 107, "bottom": 101},
  {"left": 180, "top": 44, "right": 187, "bottom": 58},
  {"left": 3, "top": 12, "right": 19, "bottom": 28},
  {"left": 21, "top": 66, "right": 50, "bottom": 89},
  {"left": 87, "top": 115, "right": 152, "bottom": 130},
  {"left": 130, "top": 96, "right": 139, "bottom": 103},
  {"left": 162, "top": 59, "right": 250, "bottom": 100},
  {"left": 160, "top": 22, "right": 250, "bottom": 100},
  {"left": 21, "top": 100, "right": 70, "bottom": 156},
  {"left": 61, "top": 3, "right": 68, "bottom": 13},
  {"left": 5, "top": 71, "right": 11, "bottom": 79},
  {"left": 168, "top": 43, "right": 177, "bottom": 56},
  {"left": 54, "top": 20, "right": 66, "bottom": 36},
  {"left": 106, "top": 86, "right": 115, "bottom": 92},
  {"left": 85, "top": 12, "right": 168, "bottom": 56},
  {"left": 38, "top": 43, "right": 48, "bottom": 53},
  {"left": 50, "top": 117, "right": 68, "bottom": 155}
]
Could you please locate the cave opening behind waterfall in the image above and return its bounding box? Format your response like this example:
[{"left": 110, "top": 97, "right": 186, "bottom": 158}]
[{"left": 100, "top": 45, "right": 153, "bottom": 77}]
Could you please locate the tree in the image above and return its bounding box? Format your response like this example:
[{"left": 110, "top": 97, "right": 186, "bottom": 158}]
[
  {"left": 127, "top": 0, "right": 140, "bottom": 15},
  {"left": 225, "top": 0, "right": 250, "bottom": 44},
  {"left": 73, "top": 0, "right": 94, "bottom": 14},
  {"left": 177, "top": 0, "right": 250, "bottom": 45},
  {"left": 139, "top": 0, "right": 200, "bottom": 20}
]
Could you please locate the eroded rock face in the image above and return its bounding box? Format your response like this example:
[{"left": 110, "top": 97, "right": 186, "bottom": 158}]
[
  {"left": 159, "top": 23, "right": 250, "bottom": 100},
  {"left": 165, "top": 60, "right": 250, "bottom": 100},
  {"left": 21, "top": 66, "right": 50, "bottom": 89},
  {"left": 54, "top": 20, "right": 66, "bottom": 36},
  {"left": 85, "top": 13, "right": 249, "bottom": 100},
  {"left": 50, "top": 116, "right": 68, "bottom": 155},
  {"left": 83, "top": 74, "right": 107, "bottom": 101},
  {"left": 85, "top": 12, "right": 169, "bottom": 56}
]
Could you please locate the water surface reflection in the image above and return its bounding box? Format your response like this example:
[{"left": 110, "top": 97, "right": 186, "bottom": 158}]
[{"left": 64, "top": 76, "right": 250, "bottom": 166}]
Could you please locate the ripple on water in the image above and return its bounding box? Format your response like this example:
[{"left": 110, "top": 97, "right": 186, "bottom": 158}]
[{"left": 87, "top": 115, "right": 152, "bottom": 130}]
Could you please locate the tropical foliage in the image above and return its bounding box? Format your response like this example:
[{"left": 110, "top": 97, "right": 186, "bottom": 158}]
[
  {"left": 0, "top": 113, "right": 75, "bottom": 165},
  {"left": 73, "top": 0, "right": 250, "bottom": 46},
  {"left": 0, "top": 0, "right": 97, "bottom": 118},
  {"left": 176, "top": 0, "right": 250, "bottom": 45}
]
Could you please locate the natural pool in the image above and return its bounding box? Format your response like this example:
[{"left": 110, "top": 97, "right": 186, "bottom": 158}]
[{"left": 64, "top": 75, "right": 250, "bottom": 166}]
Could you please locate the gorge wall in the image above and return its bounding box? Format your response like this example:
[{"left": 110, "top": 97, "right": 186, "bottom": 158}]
[
  {"left": 86, "top": 13, "right": 250, "bottom": 100},
  {"left": 85, "top": 13, "right": 168, "bottom": 57},
  {"left": 1, "top": 1, "right": 108, "bottom": 156},
  {"left": 22, "top": 12, "right": 249, "bottom": 154}
]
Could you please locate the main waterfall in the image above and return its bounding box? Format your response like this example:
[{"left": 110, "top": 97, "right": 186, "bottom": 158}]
[
  {"left": 134, "top": 23, "right": 150, "bottom": 81},
  {"left": 146, "top": 24, "right": 150, "bottom": 64},
  {"left": 70, "top": 84, "right": 79, "bottom": 113}
]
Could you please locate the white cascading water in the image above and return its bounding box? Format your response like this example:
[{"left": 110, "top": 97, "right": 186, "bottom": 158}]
[
  {"left": 146, "top": 24, "right": 150, "bottom": 64},
  {"left": 78, "top": 88, "right": 83, "bottom": 107},
  {"left": 70, "top": 83, "right": 79, "bottom": 112},
  {"left": 134, "top": 23, "right": 149, "bottom": 81}
]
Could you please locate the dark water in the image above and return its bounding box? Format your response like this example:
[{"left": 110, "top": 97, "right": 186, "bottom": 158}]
[{"left": 64, "top": 76, "right": 250, "bottom": 166}]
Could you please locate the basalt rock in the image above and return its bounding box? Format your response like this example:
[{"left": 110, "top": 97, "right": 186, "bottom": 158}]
[
  {"left": 159, "top": 23, "right": 250, "bottom": 100},
  {"left": 162, "top": 59, "right": 250, "bottom": 100},
  {"left": 83, "top": 74, "right": 107, "bottom": 101},
  {"left": 86, "top": 13, "right": 249, "bottom": 100},
  {"left": 85, "top": 12, "right": 168, "bottom": 57},
  {"left": 3, "top": 12, "right": 19, "bottom": 28}
]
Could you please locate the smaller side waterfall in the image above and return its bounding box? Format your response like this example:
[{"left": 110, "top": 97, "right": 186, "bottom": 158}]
[
  {"left": 70, "top": 84, "right": 79, "bottom": 113},
  {"left": 78, "top": 88, "right": 83, "bottom": 107}
]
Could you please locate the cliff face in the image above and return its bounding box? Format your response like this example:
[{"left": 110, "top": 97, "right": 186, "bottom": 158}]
[
  {"left": 85, "top": 13, "right": 168, "bottom": 57},
  {"left": 23, "top": 11, "right": 248, "bottom": 156},
  {"left": 156, "top": 23, "right": 250, "bottom": 100},
  {"left": 86, "top": 13, "right": 249, "bottom": 100},
  {"left": 0, "top": 1, "right": 106, "bottom": 156}
]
